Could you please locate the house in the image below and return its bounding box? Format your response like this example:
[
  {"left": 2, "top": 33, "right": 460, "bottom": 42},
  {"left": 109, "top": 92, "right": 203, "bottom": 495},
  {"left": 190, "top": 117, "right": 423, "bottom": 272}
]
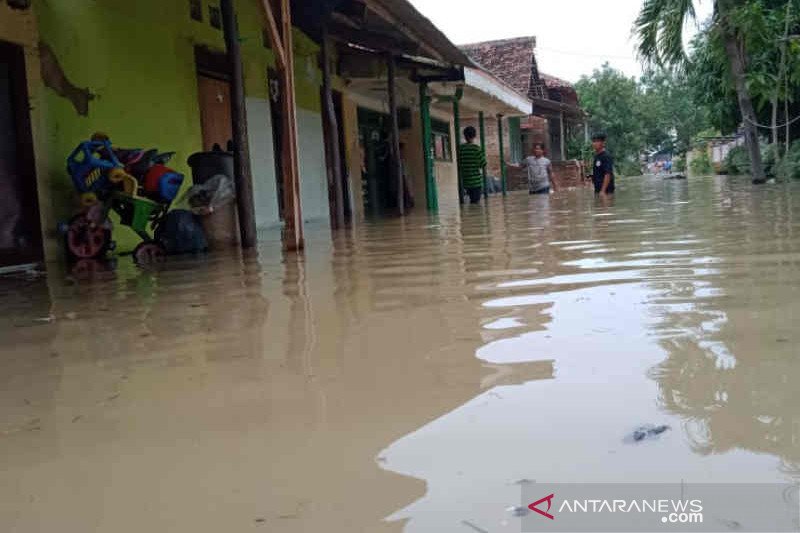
[
  {"left": 0, "top": 0, "right": 530, "bottom": 272},
  {"left": 460, "top": 36, "right": 589, "bottom": 189}
]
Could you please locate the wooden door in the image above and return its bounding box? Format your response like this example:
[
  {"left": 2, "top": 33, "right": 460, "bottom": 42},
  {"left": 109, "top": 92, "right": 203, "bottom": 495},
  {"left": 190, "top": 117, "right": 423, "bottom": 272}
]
[
  {"left": 197, "top": 75, "right": 233, "bottom": 151},
  {"left": 0, "top": 41, "right": 41, "bottom": 268}
]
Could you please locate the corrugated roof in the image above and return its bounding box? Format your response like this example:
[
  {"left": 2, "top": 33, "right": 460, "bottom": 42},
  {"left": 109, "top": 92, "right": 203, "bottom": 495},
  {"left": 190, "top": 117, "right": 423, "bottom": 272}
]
[{"left": 370, "top": 0, "right": 475, "bottom": 66}]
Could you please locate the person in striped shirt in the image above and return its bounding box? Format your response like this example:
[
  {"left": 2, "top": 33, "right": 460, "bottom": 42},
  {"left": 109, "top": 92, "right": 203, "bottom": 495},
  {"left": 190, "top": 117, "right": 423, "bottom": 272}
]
[{"left": 458, "top": 126, "right": 487, "bottom": 204}]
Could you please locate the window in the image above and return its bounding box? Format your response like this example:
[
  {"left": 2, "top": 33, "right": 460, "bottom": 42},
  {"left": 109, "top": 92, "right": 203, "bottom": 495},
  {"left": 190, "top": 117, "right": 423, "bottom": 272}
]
[
  {"left": 189, "top": 0, "right": 202, "bottom": 21},
  {"left": 431, "top": 119, "right": 452, "bottom": 161},
  {"left": 508, "top": 116, "right": 523, "bottom": 163},
  {"left": 209, "top": 5, "right": 222, "bottom": 29}
]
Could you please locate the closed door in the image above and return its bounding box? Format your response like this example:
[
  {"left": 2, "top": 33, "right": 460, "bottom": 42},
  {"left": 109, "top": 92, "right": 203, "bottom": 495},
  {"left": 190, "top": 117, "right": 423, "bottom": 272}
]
[
  {"left": 0, "top": 41, "right": 41, "bottom": 268},
  {"left": 197, "top": 75, "right": 233, "bottom": 151}
]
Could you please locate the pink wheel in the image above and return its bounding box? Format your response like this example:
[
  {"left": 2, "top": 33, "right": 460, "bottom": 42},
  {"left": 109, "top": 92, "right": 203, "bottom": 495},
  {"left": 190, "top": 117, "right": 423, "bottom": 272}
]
[
  {"left": 133, "top": 241, "right": 166, "bottom": 265},
  {"left": 66, "top": 214, "right": 110, "bottom": 259}
]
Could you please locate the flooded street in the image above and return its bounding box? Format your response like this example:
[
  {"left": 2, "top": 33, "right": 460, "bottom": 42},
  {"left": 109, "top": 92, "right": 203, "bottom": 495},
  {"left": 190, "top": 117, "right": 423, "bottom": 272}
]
[{"left": 3, "top": 175, "right": 800, "bottom": 532}]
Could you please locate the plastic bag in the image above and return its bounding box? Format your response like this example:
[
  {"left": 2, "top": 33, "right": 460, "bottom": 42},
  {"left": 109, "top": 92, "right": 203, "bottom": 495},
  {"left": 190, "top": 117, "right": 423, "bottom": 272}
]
[
  {"left": 155, "top": 209, "right": 208, "bottom": 254},
  {"left": 180, "top": 174, "right": 235, "bottom": 216}
]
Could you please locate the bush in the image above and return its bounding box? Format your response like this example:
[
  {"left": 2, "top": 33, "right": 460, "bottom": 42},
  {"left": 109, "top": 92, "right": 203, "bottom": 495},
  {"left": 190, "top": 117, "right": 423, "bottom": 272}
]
[
  {"left": 674, "top": 156, "right": 686, "bottom": 172},
  {"left": 690, "top": 151, "right": 713, "bottom": 175},
  {"left": 724, "top": 145, "right": 749, "bottom": 174},
  {"left": 774, "top": 141, "right": 800, "bottom": 180},
  {"left": 618, "top": 160, "right": 643, "bottom": 177},
  {"left": 724, "top": 144, "right": 777, "bottom": 177}
]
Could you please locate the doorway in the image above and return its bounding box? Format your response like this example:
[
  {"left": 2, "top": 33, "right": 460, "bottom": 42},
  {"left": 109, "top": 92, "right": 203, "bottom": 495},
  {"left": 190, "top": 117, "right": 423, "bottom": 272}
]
[
  {"left": 197, "top": 75, "right": 233, "bottom": 151},
  {"left": 0, "top": 40, "right": 42, "bottom": 268},
  {"left": 195, "top": 47, "right": 233, "bottom": 152},
  {"left": 268, "top": 68, "right": 285, "bottom": 220},
  {"left": 357, "top": 107, "right": 392, "bottom": 217}
]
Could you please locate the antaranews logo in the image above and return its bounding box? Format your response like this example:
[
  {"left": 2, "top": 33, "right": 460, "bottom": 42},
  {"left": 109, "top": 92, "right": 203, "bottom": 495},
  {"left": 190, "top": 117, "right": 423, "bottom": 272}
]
[
  {"left": 521, "top": 483, "right": 799, "bottom": 532},
  {"left": 528, "top": 494, "right": 555, "bottom": 520},
  {"left": 528, "top": 493, "right": 703, "bottom": 524}
]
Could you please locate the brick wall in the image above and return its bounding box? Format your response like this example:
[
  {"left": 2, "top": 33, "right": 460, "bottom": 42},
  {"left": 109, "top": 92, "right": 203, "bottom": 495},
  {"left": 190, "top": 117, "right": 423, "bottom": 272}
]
[
  {"left": 458, "top": 115, "right": 586, "bottom": 189},
  {"left": 505, "top": 159, "right": 588, "bottom": 191},
  {"left": 460, "top": 116, "right": 511, "bottom": 178}
]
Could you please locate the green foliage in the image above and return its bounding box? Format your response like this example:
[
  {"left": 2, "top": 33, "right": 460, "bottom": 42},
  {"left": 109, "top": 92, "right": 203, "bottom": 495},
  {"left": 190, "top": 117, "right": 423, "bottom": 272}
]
[
  {"left": 640, "top": 69, "right": 712, "bottom": 153},
  {"left": 686, "top": 26, "right": 743, "bottom": 134},
  {"left": 576, "top": 64, "right": 646, "bottom": 166},
  {"left": 635, "top": 0, "right": 697, "bottom": 67},
  {"left": 636, "top": 0, "right": 800, "bottom": 181},
  {"left": 566, "top": 138, "right": 594, "bottom": 167},
  {"left": 685, "top": 1, "right": 800, "bottom": 135},
  {"left": 690, "top": 151, "right": 713, "bottom": 175},
  {"left": 774, "top": 140, "right": 800, "bottom": 179},
  {"left": 575, "top": 63, "right": 710, "bottom": 166},
  {"left": 674, "top": 156, "right": 686, "bottom": 172},
  {"left": 722, "top": 143, "right": 779, "bottom": 176},
  {"left": 725, "top": 146, "right": 750, "bottom": 174},
  {"left": 618, "top": 160, "right": 644, "bottom": 177}
]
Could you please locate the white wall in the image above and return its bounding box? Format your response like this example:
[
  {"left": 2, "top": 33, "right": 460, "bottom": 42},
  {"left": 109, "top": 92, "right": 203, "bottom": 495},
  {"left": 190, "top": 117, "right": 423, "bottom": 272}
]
[
  {"left": 246, "top": 97, "right": 280, "bottom": 229},
  {"left": 246, "top": 100, "right": 331, "bottom": 232},
  {"left": 297, "top": 108, "right": 330, "bottom": 226}
]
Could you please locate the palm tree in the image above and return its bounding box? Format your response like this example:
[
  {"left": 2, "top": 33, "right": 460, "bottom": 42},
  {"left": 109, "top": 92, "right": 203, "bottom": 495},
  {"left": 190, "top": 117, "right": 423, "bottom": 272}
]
[{"left": 635, "top": 0, "right": 767, "bottom": 183}]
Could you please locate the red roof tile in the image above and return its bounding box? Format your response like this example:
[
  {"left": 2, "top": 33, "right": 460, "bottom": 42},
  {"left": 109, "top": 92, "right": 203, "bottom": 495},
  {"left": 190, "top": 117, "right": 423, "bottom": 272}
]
[{"left": 460, "top": 37, "right": 537, "bottom": 97}]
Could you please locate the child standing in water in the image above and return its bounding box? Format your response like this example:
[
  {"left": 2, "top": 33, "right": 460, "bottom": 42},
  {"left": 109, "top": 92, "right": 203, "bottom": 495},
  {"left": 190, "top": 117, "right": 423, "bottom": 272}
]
[{"left": 458, "top": 126, "right": 487, "bottom": 204}]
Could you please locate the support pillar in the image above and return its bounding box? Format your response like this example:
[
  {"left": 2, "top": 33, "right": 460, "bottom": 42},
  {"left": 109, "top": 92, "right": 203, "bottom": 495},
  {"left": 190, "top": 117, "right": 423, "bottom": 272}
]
[
  {"left": 497, "top": 114, "right": 507, "bottom": 196},
  {"left": 221, "top": 0, "right": 257, "bottom": 248},
  {"left": 419, "top": 82, "right": 437, "bottom": 211},
  {"left": 258, "top": 0, "right": 303, "bottom": 251},
  {"left": 321, "top": 24, "right": 345, "bottom": 228},
  {"left": 584, "top": 121, "right": 590, "bottom": 143},
  {"left": 387, "top": 54, "right": 404, "bottom": 215},
  {"left": 479, "top": 111, "right": 487, "bottom": 199},
  {"left": 452, "top": 90, "right": 463, "bottom": 205},
  {"left": 559, "top": 110, "right": 566, "bottom": 161}
]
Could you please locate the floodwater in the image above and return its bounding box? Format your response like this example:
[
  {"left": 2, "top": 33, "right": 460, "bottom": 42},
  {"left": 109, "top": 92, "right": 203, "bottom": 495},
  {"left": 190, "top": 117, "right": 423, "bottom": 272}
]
[{"left": 2, "top": 175, "right": 800, "bottom": 532}]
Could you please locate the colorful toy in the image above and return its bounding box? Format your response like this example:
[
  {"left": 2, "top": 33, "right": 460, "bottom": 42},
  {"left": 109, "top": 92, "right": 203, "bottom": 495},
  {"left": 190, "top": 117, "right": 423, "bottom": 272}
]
[{"left": 62, "top": 134, "right": 185, "bottom": 264}]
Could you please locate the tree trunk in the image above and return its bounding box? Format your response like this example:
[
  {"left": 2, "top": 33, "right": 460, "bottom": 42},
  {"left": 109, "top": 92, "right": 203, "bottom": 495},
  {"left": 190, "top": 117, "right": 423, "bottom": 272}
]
[{"left": 721, "top": 27, "right": 766, "bottom": 183}]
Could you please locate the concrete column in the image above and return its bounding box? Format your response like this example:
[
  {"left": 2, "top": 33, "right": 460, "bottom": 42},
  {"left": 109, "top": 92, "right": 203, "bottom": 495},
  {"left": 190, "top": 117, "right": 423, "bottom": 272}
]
[
  {"left": 419, "top": 83, "right": 437, "bottom": 211},
  {"left": 479, "top": 111, "right": 487, "bottom": 199},
  {"left": 497, "top": 114, "right": 506, "bottom": 196}
]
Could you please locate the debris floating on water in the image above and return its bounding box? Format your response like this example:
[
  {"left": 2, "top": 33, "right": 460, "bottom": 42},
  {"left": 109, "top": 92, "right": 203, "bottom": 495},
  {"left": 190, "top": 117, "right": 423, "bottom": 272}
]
[
  {"left": 507, "top": 505, "right": 530, "bottom": 517},
  {"left": 461, "top": 520, "right": 490, "bottom": 533},
  {"left": 627, "top": 424, "right": 670, "bottom": 443}
]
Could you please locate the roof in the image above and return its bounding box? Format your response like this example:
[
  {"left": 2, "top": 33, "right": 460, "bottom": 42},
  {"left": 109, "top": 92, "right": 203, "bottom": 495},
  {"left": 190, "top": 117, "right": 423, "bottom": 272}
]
[
  {"left": 459, "top": 37, "right": 537, "bottom": 96},
  {"left": 373, "top": 0, "right": 475, "bottom": 66},
  {"left": 291, "top": 0, "right": 474, "bottom": 67},
  {"left": 540, "top": 73, "right": 573, "bottom": 89},
  {"left": 462, "top": 67, "right": 532, "bottom": 116}
]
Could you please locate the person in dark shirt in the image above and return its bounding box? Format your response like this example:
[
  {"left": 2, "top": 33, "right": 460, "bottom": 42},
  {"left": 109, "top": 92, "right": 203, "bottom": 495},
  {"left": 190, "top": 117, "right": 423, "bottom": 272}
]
[{"left": 591, "top": 132, "right": 615, "bottom": 195}]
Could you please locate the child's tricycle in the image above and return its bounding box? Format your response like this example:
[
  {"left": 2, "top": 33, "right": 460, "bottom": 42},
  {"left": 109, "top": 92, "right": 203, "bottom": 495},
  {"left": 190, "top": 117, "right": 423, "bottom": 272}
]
[{"left": 63, "top": 134, "right": 184, "bottom": 264}]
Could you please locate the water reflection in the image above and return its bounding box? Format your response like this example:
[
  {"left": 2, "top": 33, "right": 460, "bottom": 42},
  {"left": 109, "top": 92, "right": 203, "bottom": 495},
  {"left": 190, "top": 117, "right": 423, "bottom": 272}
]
[{"left": 2, "top": 177, "right": 800, "bottom": 532}]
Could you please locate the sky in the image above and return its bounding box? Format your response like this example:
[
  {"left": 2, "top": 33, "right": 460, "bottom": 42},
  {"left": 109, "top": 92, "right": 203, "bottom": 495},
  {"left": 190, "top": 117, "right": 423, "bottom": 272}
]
[{"left": 407, "top": 0, "right": 714, "bottom": 83}]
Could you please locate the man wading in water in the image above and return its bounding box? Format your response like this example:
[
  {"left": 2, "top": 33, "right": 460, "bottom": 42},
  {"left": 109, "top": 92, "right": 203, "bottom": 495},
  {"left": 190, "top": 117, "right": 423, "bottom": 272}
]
[
  {"left": 509, "top": 143, "right": 558, "bottom": 195},
  {"left": 591, "top": 132, "right": 615, "bottom": 196},
  {"left": 458, "top": 126, "right": 487, "bottom": 204}
]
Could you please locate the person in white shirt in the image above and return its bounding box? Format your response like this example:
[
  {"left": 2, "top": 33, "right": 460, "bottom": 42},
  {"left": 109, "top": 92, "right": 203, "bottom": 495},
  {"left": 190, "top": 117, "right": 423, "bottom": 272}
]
[{"left": 510, "top": 143, "right": 558, "bottom": 194}]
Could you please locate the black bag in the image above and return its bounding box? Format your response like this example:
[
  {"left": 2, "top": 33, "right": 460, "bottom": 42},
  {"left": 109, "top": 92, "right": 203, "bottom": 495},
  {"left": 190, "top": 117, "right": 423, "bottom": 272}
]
[{"left": 155, "top": 209, "right": 208, "bottom": 254}]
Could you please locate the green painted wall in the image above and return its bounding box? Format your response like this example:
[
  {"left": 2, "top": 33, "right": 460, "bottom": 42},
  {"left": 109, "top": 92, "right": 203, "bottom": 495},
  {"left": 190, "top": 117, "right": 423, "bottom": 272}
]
[{"left": 34, "top": 0, "right": 322, "bottom": 252}]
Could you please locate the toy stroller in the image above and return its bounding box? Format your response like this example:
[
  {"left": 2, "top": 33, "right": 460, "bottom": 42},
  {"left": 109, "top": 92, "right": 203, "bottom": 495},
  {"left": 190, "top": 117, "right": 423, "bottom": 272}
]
[{"left": 63, "top": 134, "right": 184, "bottom": 264}]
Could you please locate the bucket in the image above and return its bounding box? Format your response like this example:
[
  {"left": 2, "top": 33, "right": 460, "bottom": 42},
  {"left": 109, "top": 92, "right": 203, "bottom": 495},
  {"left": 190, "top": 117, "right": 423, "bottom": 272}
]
[{"left": 187, "top": 151, "right": 238, "bottom": 249}]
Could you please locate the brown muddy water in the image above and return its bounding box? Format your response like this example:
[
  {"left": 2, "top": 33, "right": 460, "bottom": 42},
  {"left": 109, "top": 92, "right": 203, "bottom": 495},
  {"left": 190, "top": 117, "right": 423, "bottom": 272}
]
[{"left": 2, "top": 175, "right": 800, "bottom": 532}]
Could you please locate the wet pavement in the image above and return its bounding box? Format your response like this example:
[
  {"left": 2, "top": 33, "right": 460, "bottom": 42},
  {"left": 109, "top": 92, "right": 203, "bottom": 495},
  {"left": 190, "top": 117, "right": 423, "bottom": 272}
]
[{"left": 2, "top": 175, "right": 800, "bottom": 532}]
